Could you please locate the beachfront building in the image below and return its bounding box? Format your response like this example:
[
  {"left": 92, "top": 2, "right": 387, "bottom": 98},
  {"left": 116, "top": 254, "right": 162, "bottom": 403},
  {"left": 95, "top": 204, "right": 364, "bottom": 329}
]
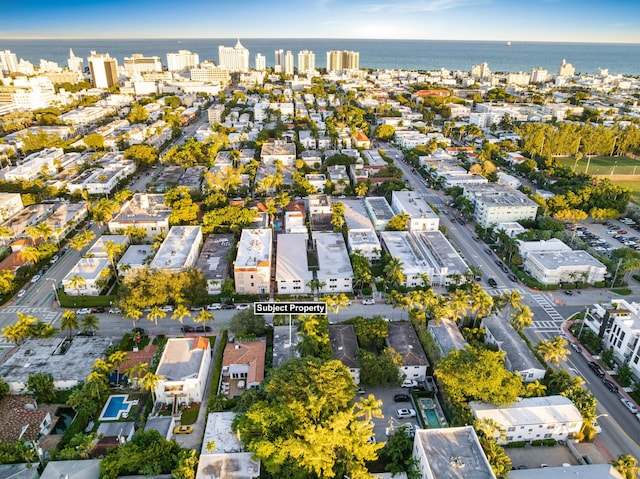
[
  {"left": 149, "top": 226, "right": 203, "bottom": 272},
  {"left": 391, "top": 190, "right": 439, "bottom": 232},
  {"left": 276, "top": 233, "right": 313, "bottom": 295},
  {"left": 234, "top": 228, "right": 272, "bottom": 295},
  {"left": 464, "top": 184, "right": 539, "bottom": 228},
  {"left": 218, "top": 39, "right": 249, "bottom": 72},
  {"left": 156, "top": 337, "right": 212, "bottom": 406},
  {"left": 315, "top": 232, "right": 353, "bottom": 294},
  {"left": 166, "top": 50, "right": 200, "bottom": 72},
  {"left": 482, "top": 314, "right": 546, "bottom": 383},
  {"left": 469, "top": 396, "right": 583, "bottom": 445}
]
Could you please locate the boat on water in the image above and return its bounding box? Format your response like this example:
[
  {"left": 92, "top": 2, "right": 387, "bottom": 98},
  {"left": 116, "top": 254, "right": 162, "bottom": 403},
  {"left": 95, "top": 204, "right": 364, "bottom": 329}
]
[{"left": 506, "top": 41, "right": 512, "bottom": 46}]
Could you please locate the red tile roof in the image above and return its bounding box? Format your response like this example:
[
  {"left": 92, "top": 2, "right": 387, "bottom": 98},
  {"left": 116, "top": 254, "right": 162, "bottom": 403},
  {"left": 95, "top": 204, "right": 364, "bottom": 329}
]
[{"left": 0, "top": 395, "right": 50, "bottom": 443}]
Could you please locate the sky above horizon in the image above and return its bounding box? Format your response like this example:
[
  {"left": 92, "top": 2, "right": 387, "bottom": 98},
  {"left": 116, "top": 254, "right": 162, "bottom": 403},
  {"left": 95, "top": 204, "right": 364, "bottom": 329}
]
[{"left": 2, "top": 0, "right": 639, "bottom": 43}]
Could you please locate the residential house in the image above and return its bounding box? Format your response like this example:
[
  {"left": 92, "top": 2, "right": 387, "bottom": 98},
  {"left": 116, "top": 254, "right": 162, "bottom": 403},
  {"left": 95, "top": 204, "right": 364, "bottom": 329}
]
[
  {"left": 428, "top": 319, "right": 468, "bottom": 357},
  {"left": 272, "top": 325, "right": 301, "bottom": 368},
  {"left": 315, "top": 232, "right": 353, "bottom": 293},
  {"left": 39, "top": 460, "right": 101, "bottom": 479},
  {"left": 234, "top": 228, "right": 272, "bottom": 295},
  {"left": 0, "top": 395, "right": 52, "bottom": 445},
  {"left": 276, "top": 233, "right": 313, "bottom": 295},
  {"left": 386, "top": 322, "right": 429, "bottom": 382},
  {"left": 327, "top": 165, "right": 350, "bottom": 194},
  {"left": 144, "top": 416, "right": 175, "bottom": 440},
  {"left": 329, "top": 325, "right": 360, "bottom": 385},
  {"left": 149, "top": 226, "right": 203, "bottom": 272},
  {"left": 108, "top": 193, "right": 171, "bottom": 240},
  {"left": 196, "top": 234, "right": 234, "bottom": 295},
  {"left": 221, "top": 341, "right": 266, "bottom": 399}
]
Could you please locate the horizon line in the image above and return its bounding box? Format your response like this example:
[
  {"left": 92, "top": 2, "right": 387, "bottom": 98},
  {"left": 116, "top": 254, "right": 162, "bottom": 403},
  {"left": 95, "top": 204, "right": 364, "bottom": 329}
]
[{"left": 1, "top": 36, "right": 639, "bottom": 45}]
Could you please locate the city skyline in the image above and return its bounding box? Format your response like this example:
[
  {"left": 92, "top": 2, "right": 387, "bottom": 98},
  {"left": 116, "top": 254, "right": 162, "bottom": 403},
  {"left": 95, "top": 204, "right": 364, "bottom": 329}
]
[{"left": 2, "top": 0, "right": 639, "bottom": 44}]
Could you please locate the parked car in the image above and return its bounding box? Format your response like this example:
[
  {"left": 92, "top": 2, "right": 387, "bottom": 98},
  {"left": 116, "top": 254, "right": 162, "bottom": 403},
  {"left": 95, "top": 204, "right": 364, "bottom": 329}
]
[
  {"left": 570, "top": 342, "right": 582, "bottom": 353},
  {"left": 472, "top": 236, "right": 481, "bottom": 242},
  {"left": 588, "top": 361, "right": 605, "bottom": 377},
  {"left": 77, "top": 308, "right": 92, "bottom": 315},
  {"left": 603, "top": 378, "right": 619, "bottom": 393},
  {"left": 173, "top": 425, "right": 193, "bottom": 434},
  {"left": 221, "top": 304, "right": 235, "bottom": 310},
  {"left": 160, "top": 305, "right": 174, "bottom": 312},
  {"left": 621, "top": 397, "right": 638, "bottom": 413},
  {"left": 508, "top": 274, "right": 518, "bottom": 282},
  {"left": 91, "top": 307, "right": 105, "bottom": 313},
  {"left": 356, "top": 387, "right": 366, "bottom": 395},
  {"left": 236, "top": 304, "right": 250, "bottom": 310},
  {"left": 494, "top": 260, "right": 503, "bottom": 267},
  {"left": 195, "top": 326, "right": 212, "bottom": 333},
  {"left": 402, "top": 379, "right": 418, "bottom": 388},
  {"left": 50, "top": 255, "right": 59, "bottom": 264},
  {"left": 76, "top": 330, "right": 96, "bottom": 337},
  {"left": 132, "top": 327, "right": 146, "bottom": 335},
  {"left": 394, "top": 394, "right": 410, "bottom": 402},
  {"left": 362, "top": 298, "right": 375, "bottom": 305},
  {"left": 108, "top": 307, "right": 122, "bottom": 314},
  {"left": 207, "top": 303, "right": 222, "bottom": 310},
  {"left": 30, "top": 274, "right": 41, "bottom": 283},
  {"left": 17, "top": 289, "right": 26, "bottom": 298},
  {"left": 396, "top": 408, "right": 417, "bottom": 419},
  {"left": 487, "top": 278, "right": 498, "bottom": 287},
  {"left": 189, "top": 306, "right": 204, "bottom": 311},
  {"left": 181, "top": 326, "right": 195, "bottom": 333},
  {"left": 484, "top": 248, "right": 492, "bottom": 255}
]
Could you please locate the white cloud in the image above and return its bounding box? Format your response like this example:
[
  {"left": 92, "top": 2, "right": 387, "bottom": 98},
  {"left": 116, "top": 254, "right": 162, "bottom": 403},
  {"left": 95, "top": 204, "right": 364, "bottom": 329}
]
[{"left": 362, "top": 0, "right": 491, "bottom": 13}]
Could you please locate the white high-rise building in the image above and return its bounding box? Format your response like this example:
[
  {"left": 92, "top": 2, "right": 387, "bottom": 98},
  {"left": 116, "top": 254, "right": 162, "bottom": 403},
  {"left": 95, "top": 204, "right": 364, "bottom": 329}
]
[
  {"left": 218, "top": 39, "right": 249, "bottom": 72},
  {"left": 124, "top": 54, "right": 163, "bottom": 75},
  {"left": 284, "top": 50, "right": 294, "bottom": 75},
  {"left": 87, "top": 52, "right": 118, "bottom": 89},
  {"left": 166, "top": 50, "right": 200, "bottom": 72},
  {"left": 255, "top": 53, "right": 266, "bottom": 71},
  {"left": 297, "top": 50, "right": 316, "bottom": 75},
  {"left": 274, "top": 49, "right": 285, "bottom": 73},
  {"left": 39, "top": 59, "right": 60, "bottom": 72},
  {"left": 0, "top": 50, "right": 19, "bottom": 74},
  {"left": 530, "top": 67, "right": 548, "bottom": 84},
  {"left": 68, "top": 49, "right": 84, "bottom": 73},
  {"left": 558, "top": 59, "right": 575, "bottom": 77},
  {"left": 326, "top": 50, "right": 359, "bottom": 72},
  {"left": 470, "top": 62, "right": 491, "bottom": 81}
]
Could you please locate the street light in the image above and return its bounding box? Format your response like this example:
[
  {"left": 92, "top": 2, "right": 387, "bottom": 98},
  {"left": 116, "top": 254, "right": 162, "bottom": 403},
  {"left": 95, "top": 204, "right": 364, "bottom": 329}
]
[{"left": 45, "top": 278, "right": 59, "bottom": 307}]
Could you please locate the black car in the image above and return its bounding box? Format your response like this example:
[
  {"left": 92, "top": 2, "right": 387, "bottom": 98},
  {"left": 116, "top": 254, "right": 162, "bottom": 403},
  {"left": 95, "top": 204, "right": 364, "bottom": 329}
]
[
  {"left": 508, "top": 274, "right": 518, "bottom": 282},
  {"left": 603, "top": 378, "right": 619, "bottom": 393},
  {"left": 495, "top": 260, "right": 503, "bottom": 267},
  {"left": 484, "top": 248, "right": 492, "bottom": 255},
  {"left": 91, "top": 307, "right": 105, "bottom": 313},
  {"left": 132, "top": 327, "right": 146, "bottom": 335},
  {"left": 195, "top": 326, "right": 212, "bottom": 333},
  {"left": 589, "top": 361, "right": 605, "bottom": 377},
  {"left": 76, "top": 330, "right": 96, "bottom": 337},
  {"left": 487, "top": 278, "right": 498, "bottom": 287},
  {"left": 394, "top": 394, "right": 410, "bottom": 402},
  {"left": 181, "top": 326, "right": 195, "bottom": 333},
  {"left": 221, "top": 304, "right": 235, "bottom": 310}
]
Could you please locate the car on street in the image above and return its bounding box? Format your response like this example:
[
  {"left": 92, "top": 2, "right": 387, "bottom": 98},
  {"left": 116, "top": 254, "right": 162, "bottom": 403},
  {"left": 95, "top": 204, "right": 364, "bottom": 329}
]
[
  {"left": 195, "top": 326, "right": 212, "bottom": 333},
  {"left": 236, "top": 304, "right": 250, "bottom": 310},
  {"left": 621, "top": 397, "right": 638, "bottom": 413},
  {"left": 91, "top": 307, "right": 105, "bottom": 313},
  {"left": 402, "top": 379, "right": 418, "bottom": 388},
  {"left": 181, "top": 326, "right": 195, "bottom": 333},
  {"left": 394, "top": 394, "right": 410, "bottom": 402},
  {"left": 132, "top": 327, "right": 147, "bottom": 335},
  {"left": 472, "top": 236, "right": 481, "bottom": 242},
  {"left": 189, "top": 306, "right": 204, "bottom": 311},
  {"left": 508, "top": 274, "right": 518, "bottom": 282},
  {"left": 356, "top": 387, "right": 366, "bottom": 395},
  {"left": 76, "top": 330, "right": 96, "bottom": 337},
  {"left": 564, "top": 290, "right": 574, "bottom": 296},
  {"left": 207, "top": 303, "right": 222, "bottom": 310},
  {"left": 160, "top": 305, "right": 174, "bottom": 312},
  {"left": 362, "top": 298, "right": 375, "bottom": 305},
  {"left": 77, "top": 308, "right": 92, "bottom": 315},
  {"left": 570, "top": 342, "right": 581, "bottom": 353},
  {"left": 588, "top": 361, "right": 605, "bottom": 377},
  {"left": 221, "top": 304, "right": 235, "bottom": 310},
  {"left": 108, "top": 307, "right": 122, "bottom": 314},
  {"left": 603, "top": 378, "right": 619, "bottom": 393},
  {"left": 484, "top": 248, "right": 492, "bottom": 255},
  {"left": 50, "top": 255, "right": 59, "bottom": 264},
  {"left": 17, "top": 289, "right": 26, "bottom": 298},
  {"left": 487, "top": 278, "right": 498, "bottom": 287},
  {"left": 31, "top": 274, "right": 41, "bottom": 283},
  {"left": 173, "top": 425, "right": 193, "bottom": 434},
  {"left": 495, "top": 260, "right": 503, "bottom": 267},
  {"left": 396, "top": 408, "right": 417, "bottom": 419}
]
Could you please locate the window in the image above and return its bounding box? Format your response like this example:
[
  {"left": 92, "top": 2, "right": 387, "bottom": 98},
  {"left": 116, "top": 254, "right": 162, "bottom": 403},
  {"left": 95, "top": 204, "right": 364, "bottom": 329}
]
[
  {"left": 544, "top": 434, "right": 552, "bottom": 439},
  {"left": 507, "top": 427, "right": 515, "bottom": 432}
]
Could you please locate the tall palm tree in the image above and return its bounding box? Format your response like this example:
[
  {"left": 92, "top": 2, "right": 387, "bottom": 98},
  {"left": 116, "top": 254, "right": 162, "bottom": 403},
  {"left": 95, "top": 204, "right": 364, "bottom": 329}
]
[
  {"left": 321, "top": 293, "right": 351, "bottom": 321},
  {"left": 20, "top": 246, "right": 41, "bottom": 265},
  {"left": 104, "top": 240, "right": 125, "bottom": 276},
  {"left": 36, "top": 222, "right": 54, "bottom": 242},
  {"left": 125, "top": 362, "right": 148, "bottom": 387},
  {"left": 140, "top": 371, "right": 163, "bottom": 404},
  {"left": 108, "top": 350, "right": 129, "bottom": 384},
  {"left": 510, "top": 305, "right": 534, "bottom": 333},
  {"left": 537, "top": 336, "right": 570, "bottom": 366},
  {"left": 60, "top": 310, "right": 79, "bottom": 338},
  {"left": 24, "top": 225, "right": 41, "bottom": 243},
  {"left": 354, "top": 182, "right": 368, "bottom": 197},
  {"left": 355, "top": 394, "right": 383, "bottom": 423},
  {"left": 523, "top": 380, "right": 547, "bottom": 398},
  {"left": 194, "top": 310, "right": 214, "bottom": 330},
  {"left": 448, "top": 289, "right": 470, "bottom": 324},
  {"left": 306, "top": 279, "right": 327, "bottom": 298},
  {"left": 503, "top": 289, "right": 524, "bottom": 313},
  {"left": 85, "top": 371, "right": 109, "bottom": 401},
  {"left": 383, "top": 257, "right": 405, "bottom": 291},
  {"left": 612, "top": 454, "right": 640, "bottom": 479},
  {"left": 171, "top": 304, "right": 191, "bottom": 324},
  {"left": 80, "top": 313, "right": 100, "bottom": 333},
  {"left": 474, "top": 417, "right": 507, "bottom": 444},
  {"left": 124, "top": 306, "right": 143, "bottom": 328},
  {"left": 147, "top": 306, "right": 167, "bottom": 332},
  {"left": 67, "top": 275, "right": 86, "bottom": 293},
  {"left": 69, "top": 230, "right": 96, "bottom": 251}
]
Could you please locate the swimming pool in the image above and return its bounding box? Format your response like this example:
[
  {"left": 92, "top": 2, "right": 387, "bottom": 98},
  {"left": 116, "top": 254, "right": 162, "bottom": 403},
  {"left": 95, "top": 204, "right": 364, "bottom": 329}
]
[
  {"left": 423, "top": 408, "right": 441, "bottom": 429},
  {"left": 99, "top": 394, "right": 134, "bottom": 421},
  {"left": 419, "top": 398, "right": 435, "bottom": 409}
]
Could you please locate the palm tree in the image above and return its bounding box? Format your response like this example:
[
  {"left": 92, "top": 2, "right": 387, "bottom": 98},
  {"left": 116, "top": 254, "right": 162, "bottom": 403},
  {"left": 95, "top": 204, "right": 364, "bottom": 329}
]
[
  {"left": 354, "top": 182, "right": 368, "bottom": 197},
  {"left": 85, "top": 371, "right": 109, "bottom": 400},
  {"left": 322, "top": 293, "right": 351, "bottom": 321},
  {"left": 104, "top": 240, "right": 125, "bottom": 276},
  {"left": 383, "top": 256, "right": 406, "bottom": 291},
  {"left": 124, "top": 306, "right": 143, "bottom": 328},
  {"left": 474, "top": 417, "right": 507, "bottom": 444},
  {"left": 69, "top": 230, "right": 96, "bottom": 251},
  {"left": 0, "top": 269, "right": 15, "bottom": 295},
  {"left": 194, "top": 310, "right": 214, "bottom": 330},
  {"left": 502, "top": 289, "right": 524, "bottom": 313},
  {"left": 140, "top": 371, "right": 163, "bottom": 404},
  {"left": 510, "top": 305, "right": 534, "bottom": 333},
  {"left": 80, "top": 313, "right": 100, "bottom": 333},
  {"left": 24, "top": 225, "right": 41, "bottom": 243},
  {"left": 171, "top": 304, "right": 191, "bottom": 324},
  {"left": 306, "top": 279, "right": 327, "bottom": 298},
  {"left": 36, "top": 222, "right": 54, "bottom": 242},
  {"left": 60, "top": 310, "right": 79, "bottom": 338},
  {"left": 125, "top": 362, "right": 148, "bottom": 387},
  {"left": 108, "top": 350, "right": 128, "bottom": 385},
  {"left": 537, "top": 336, "right": 570, "bottom": 366},
  {"left": 448, "top": 289, "right": 470, "bottom": 324},
  {"left": 355, "top": 394, "right": 383, "bottom": 423},
  {"left": 147, "top": 306, "right": 167, "bottom": 332},
  {"left": 20, "top": 246, "right": 41, "bottom": 265},
  {"left": 612, "top": 454, "right": 640, "bottom": 479},
  {"left": 67, "top": 275, "right": 86, "bottom": 293},
  {"left": 524, "top": 380, "right": 547, "bottom": 398}
]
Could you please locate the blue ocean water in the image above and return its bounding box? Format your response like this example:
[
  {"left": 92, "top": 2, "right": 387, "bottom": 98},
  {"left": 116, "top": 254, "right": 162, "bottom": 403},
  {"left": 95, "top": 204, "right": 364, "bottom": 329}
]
[{"left": 2, "top": 38, "right": 640, "bottom": 75}]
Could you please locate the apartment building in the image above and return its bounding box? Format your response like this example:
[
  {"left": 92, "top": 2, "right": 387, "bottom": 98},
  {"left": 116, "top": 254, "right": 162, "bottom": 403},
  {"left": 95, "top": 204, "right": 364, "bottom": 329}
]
[
  {"left": 196, "top": 234, "right": 234, "bottom": 295},
  {"left": 391, "top": 190, "right": 439, "bottom": 232},
  {"left": 464, "top": 184, "right": 539, "bottom": 228},
  {"left": 166, "top": 50, "right": 200, "bottom": 72},
  {"left": 3, "top": 147, "right": 62, "bottom": 182},
  {"left": 234, "top": 229, "right": 272, "bottom": 295},
  {"left": 315, "top": 232, "right": 353, "bottom": 294},
  {"left": 124, "top": 54, "right": 163, "bottom": 75},
  {"left": 326, "top": 50, "right": 359, "bottom": 72},
  {"left": 364, "top": 196, "right": 395, "bottom": 231},
  {"left": 276, "top": 233, "right": 313, "bottom": 295},
  {"left": 87, "top": 52, "right": 118, "bottom": 89},
  {"left": 341, "top": 198, "right": 381, "bottom": 261},
  {"left": 62, "top": 258, "right": 111, "bottom": 296},
  {"left": 108, "top": 193, "right": 171, "bottom": 240},
  {"left": 218, "top": 40, "right": 249, "bottom": 72},
  {"left": 149, "top": 226, "right": 203, "bottom": 272}
]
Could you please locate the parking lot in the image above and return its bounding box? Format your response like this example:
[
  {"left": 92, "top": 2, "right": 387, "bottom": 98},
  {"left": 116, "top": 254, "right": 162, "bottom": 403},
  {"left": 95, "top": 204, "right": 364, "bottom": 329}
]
[{"left": 361, "top": 385, "right": 424, "bottom": 442}]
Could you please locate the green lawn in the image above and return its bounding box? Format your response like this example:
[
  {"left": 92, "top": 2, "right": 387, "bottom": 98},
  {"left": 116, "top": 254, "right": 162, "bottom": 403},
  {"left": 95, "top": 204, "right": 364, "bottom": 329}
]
[{"left": 557, "top": 156, "right": 640, "bottom": 176}]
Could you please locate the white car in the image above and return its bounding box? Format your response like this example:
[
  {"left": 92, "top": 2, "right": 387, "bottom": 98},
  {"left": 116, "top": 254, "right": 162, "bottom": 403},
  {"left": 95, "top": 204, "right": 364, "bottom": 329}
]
[
  {"left": 108, "top": 308, "right": 122, "bottom": 314},
  {"left": 362, "top": 298, "right": 375, "bottom": 305},
  {"left": 396, "top": 408, "right": 416, "bottom": 419},
  {"left": 77, "top": 308, "right": 92, "bottom": 315},
  {"left": 402, "top": 379, "right": 419, "bottom": 388},
  {"left": 160, "top": 305, "right": 174, "bottom": 312},
  {"left": 206, "top": 303, "right": 222, "bottom": 310},
  {"left": 236, "top": 304, "right": 250, "bottom": 310},
  {"left": 30, "top": 274, "right": 41, "bottom": 283},
  {"left": 17, "top": 289, "right": 26, "bottom": 298},
  {"left": 621, "top": 397, "right": 638, "bottom": 414},
  {"left": 50, "top": 255, "right": 59, "bottom": 264}
]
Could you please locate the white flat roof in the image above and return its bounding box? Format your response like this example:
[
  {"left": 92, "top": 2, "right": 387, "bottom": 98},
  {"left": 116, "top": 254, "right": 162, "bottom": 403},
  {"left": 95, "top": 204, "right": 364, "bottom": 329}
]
[
  {"left": 392, "top": 190, "right": 438, "bottom": 219},
  {"left": 315, "top": 232, "right": 353, "bottom": 280},
  {"left": 276, "top": 234, "right": 313, "bottom": 282},
  {"left": 150, "top": 226, "right": 201, "bottom": 270},
  {"left": 201, "top": 412, "right": 242, "bottom": 455},
  {"left": 236, "top": 228, "right": 272, "bottom": 268},
  {"left": 341, "top": 198, "right": 375, "bottom": 231},
  {"left": 469, "top": 396, "right": 583, "bottom": 427}
]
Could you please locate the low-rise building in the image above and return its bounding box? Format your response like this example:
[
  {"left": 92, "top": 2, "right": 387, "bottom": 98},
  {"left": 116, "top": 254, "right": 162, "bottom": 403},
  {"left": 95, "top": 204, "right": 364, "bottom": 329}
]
[
  {"left": 39, "top": 460, "right": 101, "bottom": 479},
  {"left": 3, "top": 147, "right": 62, "bottom": 182},
  {"left": 518, "top": 239, "right": 607, "bottom": 285},
  {"left": 156, "top": 336, "right": 212, "bottom": 407},
  {"left": 66, "top": 152, "right": 136, "bottom": 195},
  {"left": 469, "top": 396, "right": 583, "bottom": 444},
  {"left": 276, "top": 233, "right": 313, "bottom": 295},
  {"left": 327, "top": 165, "right": 350, "bottom": 193},
  {"left": 428, "top": 319, "right": 468, "bottom": 357},
  {"left": 386, "top": 322, "right": 429, "bottom": 382},
  {"left": 234, "top": 228, "right": 272, "bottom": 295},
  {"left": 315, "top": 232, "right": 353, "bottom": 293},
  {"left": 86, "top": 234, "right": 130, "bottom": 259},
  {"left": 0, "top": 395, "right": 51, "bottom": 445},
  {"left": 342, "top": 198, "right": 381, "bottom": 261},
  {"left": 42, "top": 202, "right": 89, "bottom": 243},
  {"left": 149, "top": 226, "right": 203, "bottom": 272},
  {"left": 272, "top": 325, "right": 301, "bottom": 368},
  {"left": 108, "top": 193, "right": 171, "bottom": 240},
  {"left": 0, "top": 193, "right": 23, "bottom": 222},
  {"left": 305, "top": 173, "right": 327, "bottom": 192},
  {"left": 62, "top": 257, "right": 111, "bottom": 296},
  {"left": 413, "top": 426, "right": 496, "bottom": 479},
  {"left": 482, "top": 314, "right": 545, "bottom": 383},
  {"left": 260, "top": 140, "right": 296, "bottom": 166},
  {"left": 196, "top": 234, "right": 234, "bottom": 295},
  {"left": 364, "top": 196, "right": 395, "bottom": 231},
  {"left": 391, "top": 190, "right": 439, "bottom": 232},
  {"left": 464, "top": 184, "right": 539, "bottom": 228},
  {"left": 117, "top": 244, "right": 155, "bottom": 277},
  {"left": 329, "top": 324, "right": 360, "bottom": 385},
  {"left": 221, "top": 340, "right": 266, "bottom": 399}
]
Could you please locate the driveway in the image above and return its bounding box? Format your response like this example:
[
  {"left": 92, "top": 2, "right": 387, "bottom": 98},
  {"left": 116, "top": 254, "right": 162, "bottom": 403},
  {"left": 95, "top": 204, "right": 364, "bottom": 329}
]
[{"left": 361, "top": 385, "right": 420, "bottom": 443}]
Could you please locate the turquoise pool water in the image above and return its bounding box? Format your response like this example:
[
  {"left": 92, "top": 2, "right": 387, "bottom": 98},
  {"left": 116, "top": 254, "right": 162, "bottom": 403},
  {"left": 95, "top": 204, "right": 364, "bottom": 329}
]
[
  {"left": 424, "top": 408, "right": 441, "bottom": 428},
  {"left": 99, "top": 394, "right": 132, "bottom": 421}
]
